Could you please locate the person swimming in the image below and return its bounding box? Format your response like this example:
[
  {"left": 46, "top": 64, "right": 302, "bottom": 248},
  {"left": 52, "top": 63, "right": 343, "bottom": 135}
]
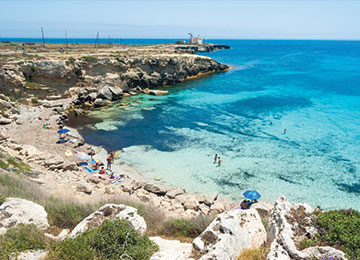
[
  {"left": 218, "top": 157, "right": 222, "bottom": 167},
  {"left": 283, "top": 129, "right": 287, "bottom": 134},
  {"left": 270, "top": 121, "right": 273, "bottom": 125},
  {"left": 214, "top": 154, "right": 218, "bottom": 163}
]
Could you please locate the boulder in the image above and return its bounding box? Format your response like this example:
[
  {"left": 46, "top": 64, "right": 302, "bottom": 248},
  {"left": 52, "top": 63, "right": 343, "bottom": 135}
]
[
  {"left": 203, "top": 192, "right": 218, "bottom": 206},
  {"left": 76, "top": 181, "right": 92, "bottom": 194},
  {"left": 97, "top": 86, "right": 113, "bottom": 100},
  {"left": 150, "top": 236, "right": 192, "bottom": 260},
  {"left": 166, "top": 187, "right": 185, "bottom": 199},
  {"left": 70, "top": 204, "right": 146, "bottom": 238},
  {"left": 183, "top": 198, "right": 200, "bottom": 211},
  {"left": 0, "top": 198, "right": 49, "bottom": 235},
  {"left": 63, "top": 162, "right": 78, "bottom": 171},
  {"left": 191, "top": 209, "right": 267, "bottom": 260},
  {"left": 43, "top": 155, "right": 64, "bottom": 167},
  {"left": 93, "top": 98, "right": 110, "bottom": 108},
  {"left": 136, "top": 189, "right": 152, "bottom": 202},
  {"left": 149, "top": 90, "right": 169, "bottom": 96},
  {"left": 144, "top": 182, "right": 168, "bottom": 195}
]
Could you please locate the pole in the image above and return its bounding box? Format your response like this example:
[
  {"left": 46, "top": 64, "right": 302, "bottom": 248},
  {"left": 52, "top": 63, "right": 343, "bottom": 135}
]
[
  {"left": 94, "top": 32, "right": 99, "bottom": 48},
  {"left": 41, "top": 27, "right": 45, "bottom": 48},
  {"left": 65, "top": 29, "right": 68, "bottom": 48}
]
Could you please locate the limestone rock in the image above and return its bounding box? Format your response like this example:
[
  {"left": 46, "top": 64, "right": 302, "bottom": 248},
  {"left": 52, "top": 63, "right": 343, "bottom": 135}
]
[
  {"left": 0, "top": 128, "right": 9, "bottom": 141},
  {"left": 203, "top": 192, "right": 218, "bottom": 206},
  {"left": 266, "top": 196, "right": 347, "bottom": 260},
  {"left": 149, "top": 89, "right": 169, "bottom": 96},
  {"left": 76, "top": 181, "right": 92, "bottom": 194},
  {"left": 150, "top": 236, "right": 192, "bottom": 260},
  {"left": 0, "top": 116, "right": 12, "bottom": 124},
  {"left": 166, "top": 187, "right": 185, "bottom": 199},
  {"left": 15, "top": 250, "right": 47, "bottom": 260},
  {"left": 192, "top": 209, "right": 267, "bottom": 260},
  {"left": 70, "top": 204, "right": 146, "bottom": 238},
  {"left": 136, "top": 189, "right": 152, "bottom": 202},
  {"left": 144, "top": 182, "right": 168, "bottom": 195},
  {"left": 0, "top": 198, "right": 49, "bottom": 235},
  {"left": 93, "top": 98, "right": 110, "bottom": 107},
  {"left": 63, "top": 162, "right": 78, "bottom": 171}
]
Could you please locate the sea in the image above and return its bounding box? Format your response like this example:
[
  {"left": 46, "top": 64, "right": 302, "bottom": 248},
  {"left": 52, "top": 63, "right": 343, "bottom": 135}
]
[{"left": 5, "top": 38, "right": 359, "bottom": 210}]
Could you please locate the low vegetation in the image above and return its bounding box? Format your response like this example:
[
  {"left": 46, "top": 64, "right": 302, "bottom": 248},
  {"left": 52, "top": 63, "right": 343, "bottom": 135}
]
[
  {"left": 65, "top": 57, "right": 76, "bottom": 66},
  {"left": 0, "top": 224, "right": 47, "bottom": 260},
  {"left": 236, "top": 246, "right": 269, "bottom": 260},
  {"left": 46, "top": 219, "right": 158, "bottom": 260},
  {"left": 31, "top": 97, "right": 38, "bottom": 104},
  {"left": 0, "top": 152, "right": 32, "bottom": 172},
  {"left": 158, "top": 216, "right": 214, "bottom": 239},
  {"left": 81, "top": 56, "right": 98, "bottom": 63},
  {"left": 24, "top": 81, "right": 43, "bottom": 89}
]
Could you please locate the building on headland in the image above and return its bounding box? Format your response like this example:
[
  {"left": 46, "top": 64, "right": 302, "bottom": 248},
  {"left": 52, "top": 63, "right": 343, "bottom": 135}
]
[{"left": 188, "top": 33, "right": 203, "bottom": 45}]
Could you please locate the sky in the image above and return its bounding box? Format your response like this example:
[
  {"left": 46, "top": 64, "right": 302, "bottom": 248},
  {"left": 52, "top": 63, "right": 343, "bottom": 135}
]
[{"left": 1, "top": 0, "right": 360, "bottom": 40}]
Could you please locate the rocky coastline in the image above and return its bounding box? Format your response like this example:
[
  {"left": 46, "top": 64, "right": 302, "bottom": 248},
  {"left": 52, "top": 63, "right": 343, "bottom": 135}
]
[{"left": 0, "top": 42, "right": 353, "bottom": 259}]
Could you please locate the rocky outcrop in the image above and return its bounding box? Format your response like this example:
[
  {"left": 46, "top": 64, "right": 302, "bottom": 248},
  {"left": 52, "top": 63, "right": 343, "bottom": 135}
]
[
  {"left": 69, "top": 204, "right": 146, "bottom": 238},
  {"left": 0, "top": 198, "right": 49, "bottom": 235},
  {"left": 0, "top": 51, "right": 229, "bottom": 110},
  {"left": 191, "top": 208, "right": 267, "bottom": 260},
  {"left": 14, "top": 250, "right": 47, "bottom": 260},
  {"left": 266, "top": 196, "right": 347, "bottom": 260}
]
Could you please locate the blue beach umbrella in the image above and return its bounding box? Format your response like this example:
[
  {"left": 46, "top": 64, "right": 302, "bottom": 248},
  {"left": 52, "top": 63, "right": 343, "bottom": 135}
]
[
  {"left": 57, "top": 128, "right": 70, "bottom": 134},
  {"left": 243, "top": 190, "right": 261, "bottom": 200}
]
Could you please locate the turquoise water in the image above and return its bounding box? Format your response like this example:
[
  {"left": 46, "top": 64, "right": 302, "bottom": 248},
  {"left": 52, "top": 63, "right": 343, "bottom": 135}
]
[{"left": 73, "top": 40, "right": 360, "bottom": 210}]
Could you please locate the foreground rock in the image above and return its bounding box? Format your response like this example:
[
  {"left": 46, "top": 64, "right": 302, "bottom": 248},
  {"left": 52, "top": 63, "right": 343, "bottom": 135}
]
[
  {"left": 0, "top": 198, "right": 49, "bottom": 235},
  {"left": 191, "top": 208, "right": 266, "bottom": 260},
  {"left": 14, "top": 250, "right": 47, "bottom": 260},
  {"left": 70, "top": 204, "right": 146, "bottom": 238},
  {"left": 266, "top": 196, "right": 347, "bottom": 260},
  {"left": 150, "top": 236, "right": 192, "bottom": 260}
]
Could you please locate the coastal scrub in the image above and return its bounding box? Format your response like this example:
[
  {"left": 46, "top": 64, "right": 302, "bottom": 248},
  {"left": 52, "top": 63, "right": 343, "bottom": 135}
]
[{"left": 46, "top": 219, "right": 158, "bottom": 260}]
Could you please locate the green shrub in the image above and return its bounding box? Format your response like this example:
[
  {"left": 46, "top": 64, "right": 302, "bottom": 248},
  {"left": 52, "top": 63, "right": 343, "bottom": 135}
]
[
  {"left": 30, "top": 65, "right": 36, "bottom": 72},
  {"left": 0, "top": 159, "right": 8, "bottom": 169},
  {"left": 314, "top": 209, "right": 360, "bottom": 260},
  {"left": 31, "top": 97, "right": 38, "bottom": 104},
  {"left": 0, "top": 224, "right": 47, "bottom": 260},
  {"left": 65, "top": 57, "right": 76, "bottom": 66},
  {"left": 46, "top": 219, "right": 158, "bottom": 260},
  {"left": 299, "top": 238, "right": 318, "bottom": 250},
  {"left": 25, "top": 82, "right": 43, "bottom": 89},
  {"left": 81, "top": 56, "right": 98, "bottom": 63}
]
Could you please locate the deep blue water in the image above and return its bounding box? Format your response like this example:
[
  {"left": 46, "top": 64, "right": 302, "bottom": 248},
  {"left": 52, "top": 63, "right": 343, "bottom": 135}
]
[{"left": 69, "top": 40, "right": 360, "bottom": 210}]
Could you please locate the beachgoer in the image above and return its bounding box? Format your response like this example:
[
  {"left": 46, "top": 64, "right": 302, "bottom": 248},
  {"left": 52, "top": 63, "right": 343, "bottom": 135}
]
[
  {"left": 110, "top": 151, "right": 115, "bottom": 159},
  {"left": 88, "top": 148, "right": 95, "bottom": 158},
  {"left": 232, "top": 137, "right": 236, "bottom": 141},
  {"left": 100, "top": 167, "right": 106, "bottom": 175},
  {"left": 110, "top": 172, "right": 115, "bottom": 179},
  {"left": 240, "top": 200, "right": 249, "bottom": 209},
  {"left": 94, "top": 163, "right": 100, "bottom": 170},
  {"left": 270, "top": 121, "right": 273, "bottom": 125},
  {"left": 214, "top": 154, "right": 218, "bottom": 163},
  {"left": 107, "top": 156, "right": 113, "bottom": 170},
  {"left": 283, "top": 129, "right": 287, "bottom": 134},
  {"left": 218, "top": 157, "right": 222, "bottom": 167}
]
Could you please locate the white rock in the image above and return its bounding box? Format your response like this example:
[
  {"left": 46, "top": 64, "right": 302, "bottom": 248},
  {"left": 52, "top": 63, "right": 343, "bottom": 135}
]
[
  {"left": 70, "top": 204, "right": 146, "bottom": 238},
  {"left": 0, "top": 198, "right": 49, "bottom": 235},
  {"left": 150, "top": 236, "right": 192, "bottom": 260},
  {"left": 15, "top": 250, "right": 47, "bottom": 260},
  {"left": 192, "top": 208, "right": 267, "bottom": 260}
]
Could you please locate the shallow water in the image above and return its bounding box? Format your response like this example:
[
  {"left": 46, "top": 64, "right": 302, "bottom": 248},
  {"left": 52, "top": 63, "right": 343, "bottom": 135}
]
[{"left": 73, "top": 40, "right": 360, "bottom": 210}]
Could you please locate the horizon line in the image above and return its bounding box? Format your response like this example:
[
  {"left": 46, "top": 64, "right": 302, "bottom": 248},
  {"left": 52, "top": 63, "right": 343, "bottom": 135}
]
[{"left": 1, "top": 37, "right": 360, "bottom": 41}]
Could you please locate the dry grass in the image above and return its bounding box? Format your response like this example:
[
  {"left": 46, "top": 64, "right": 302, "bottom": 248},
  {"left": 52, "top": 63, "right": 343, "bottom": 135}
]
[{"left": 236, "top": 245, "right": 269, "bottom": 260}]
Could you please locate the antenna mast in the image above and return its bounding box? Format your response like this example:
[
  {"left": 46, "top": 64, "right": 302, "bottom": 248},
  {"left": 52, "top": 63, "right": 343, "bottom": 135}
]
[
  {"left": 41, "top": 27, "right": 45, "bottom": 48},
  {"left": 65, "top": 29, "right": 68, "bottom": 48}
]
